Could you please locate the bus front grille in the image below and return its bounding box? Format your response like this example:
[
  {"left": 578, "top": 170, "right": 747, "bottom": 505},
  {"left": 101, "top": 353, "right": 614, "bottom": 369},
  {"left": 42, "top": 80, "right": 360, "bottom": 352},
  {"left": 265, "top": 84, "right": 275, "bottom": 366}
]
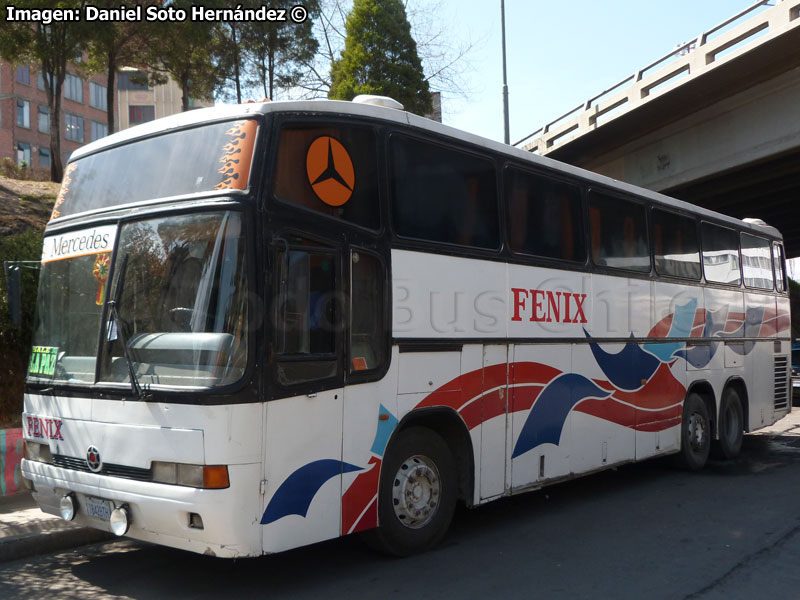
[
  {"left": 52, "top": 455, "right": 152, "bottom": 482},
  {"left": 774, "top": 356, "right": 789, "bottom": 410}
]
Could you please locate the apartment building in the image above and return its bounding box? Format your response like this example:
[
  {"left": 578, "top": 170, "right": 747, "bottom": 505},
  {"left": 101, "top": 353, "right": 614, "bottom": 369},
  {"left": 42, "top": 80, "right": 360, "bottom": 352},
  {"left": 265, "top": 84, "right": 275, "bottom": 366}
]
[
  {"left": 0, "top": 61, "right": 115, "bottom": 176},
  {"left": 1, "top": 61, "right": 213, "bottom": 178},
  {"left": 117, "top": 67, "right": 213, "bottom": 131}
]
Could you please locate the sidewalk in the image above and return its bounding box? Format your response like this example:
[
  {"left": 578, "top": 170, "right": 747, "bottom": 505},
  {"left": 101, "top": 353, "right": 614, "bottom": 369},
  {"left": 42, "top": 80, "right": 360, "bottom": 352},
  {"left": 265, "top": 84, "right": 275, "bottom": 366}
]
[{"left": 0, "top": 491, "right": 112, "bottom": 563}]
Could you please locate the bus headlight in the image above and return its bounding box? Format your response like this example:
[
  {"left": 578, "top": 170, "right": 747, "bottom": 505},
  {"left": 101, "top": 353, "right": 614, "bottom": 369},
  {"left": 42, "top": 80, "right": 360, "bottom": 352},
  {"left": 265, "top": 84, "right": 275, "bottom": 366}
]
[
  {"left": 24, "top": 441, "right": 53, "bottom": 463},
  {"left": 151, "top": 462, "right": 230, "bottom": 489}
]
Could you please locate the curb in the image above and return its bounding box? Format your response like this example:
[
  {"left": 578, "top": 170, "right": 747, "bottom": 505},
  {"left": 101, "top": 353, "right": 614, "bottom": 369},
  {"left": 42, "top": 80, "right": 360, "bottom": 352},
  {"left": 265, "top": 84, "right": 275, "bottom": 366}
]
[{"left": 0, "top": 527, "right": 114, "bottom": 563}]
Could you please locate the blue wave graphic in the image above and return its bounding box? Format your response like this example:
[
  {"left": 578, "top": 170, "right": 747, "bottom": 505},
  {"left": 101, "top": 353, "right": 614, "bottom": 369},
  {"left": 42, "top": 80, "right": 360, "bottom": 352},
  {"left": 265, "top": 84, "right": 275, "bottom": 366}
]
[
  {"left": 370, "top": 404, "right": 398, "bottom": 456},
  {"left": 261, "top": 459, "right": 362, "bottom": 525},
  {"left": 512, "top": 373, "right": 611, "bottom": 458},
  {"left": 588, "top": 332, "right": 661, "bottom": 390},
  {"left": 674, "top": 342, "right": 719, "bottom": 368},
  {"left": 744, "top": 306, "right": 766, "bottom": 338}
]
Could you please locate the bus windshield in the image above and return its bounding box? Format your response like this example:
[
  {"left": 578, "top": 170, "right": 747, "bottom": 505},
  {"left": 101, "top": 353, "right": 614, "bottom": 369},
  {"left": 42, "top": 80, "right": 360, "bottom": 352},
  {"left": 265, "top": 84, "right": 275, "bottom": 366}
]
[
  {"left": 29, "top": 211, "right": 250, "bottom": 389},
  {"left": 50, "top": 119, "right": 259, "bottom": 221}
]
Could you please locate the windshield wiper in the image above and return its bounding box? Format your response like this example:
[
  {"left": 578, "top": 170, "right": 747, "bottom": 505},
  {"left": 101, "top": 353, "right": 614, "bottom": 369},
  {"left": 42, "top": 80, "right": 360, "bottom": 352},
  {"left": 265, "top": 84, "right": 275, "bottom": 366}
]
[{"left": 107, "top": 254, "right": 150, "bottom": 400}]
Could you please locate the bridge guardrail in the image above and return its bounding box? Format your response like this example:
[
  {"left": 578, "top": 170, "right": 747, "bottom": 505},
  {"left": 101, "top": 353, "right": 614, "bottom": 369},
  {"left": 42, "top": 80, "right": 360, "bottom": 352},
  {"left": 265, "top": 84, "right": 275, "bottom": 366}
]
[{"left": 517, "top": 0, "right": 800, "bottom": 153}]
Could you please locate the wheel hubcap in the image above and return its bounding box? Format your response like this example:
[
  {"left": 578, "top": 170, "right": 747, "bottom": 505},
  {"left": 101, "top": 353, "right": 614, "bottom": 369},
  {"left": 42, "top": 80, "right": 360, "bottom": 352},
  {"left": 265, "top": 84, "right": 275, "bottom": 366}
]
[
  {"left": 391, "top": 455, "right": 441, "bottom": 529},
  {"left": 689, "top": 412, "right": 707, "bottom": 451}
]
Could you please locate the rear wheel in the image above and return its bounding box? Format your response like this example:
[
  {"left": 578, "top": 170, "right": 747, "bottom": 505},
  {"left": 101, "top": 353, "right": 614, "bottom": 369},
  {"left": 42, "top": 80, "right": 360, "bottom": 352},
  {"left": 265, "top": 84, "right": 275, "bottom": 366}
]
[
  {"left": 714, "top": 388, "right": 744, "bottom": 460},
  {"left": 677, "top": 392, "right": 710, "bottom": 471},
  {"left": 363, "top": 426, "right": 456, "bottom": 557}
]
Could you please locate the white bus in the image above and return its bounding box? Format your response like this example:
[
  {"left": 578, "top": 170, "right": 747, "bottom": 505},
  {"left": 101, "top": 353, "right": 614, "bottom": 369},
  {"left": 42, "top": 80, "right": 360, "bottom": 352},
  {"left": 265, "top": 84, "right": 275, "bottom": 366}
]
[{"left": 20, "top": 98, "right": 791, "bottom": 558}]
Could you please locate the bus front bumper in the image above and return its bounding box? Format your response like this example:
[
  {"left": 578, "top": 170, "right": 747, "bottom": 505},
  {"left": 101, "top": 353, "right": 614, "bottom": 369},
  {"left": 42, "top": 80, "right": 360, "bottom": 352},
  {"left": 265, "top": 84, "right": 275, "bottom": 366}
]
[{"left": 21, "top": 459, "right": 263, "bottom": 558}]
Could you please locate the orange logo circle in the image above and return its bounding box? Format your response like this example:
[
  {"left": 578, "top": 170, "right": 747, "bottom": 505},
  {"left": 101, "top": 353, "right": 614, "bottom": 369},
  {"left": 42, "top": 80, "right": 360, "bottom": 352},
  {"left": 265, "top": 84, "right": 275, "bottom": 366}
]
[{"left": 306, "top": 136, "right": 355, "bottom": 207}]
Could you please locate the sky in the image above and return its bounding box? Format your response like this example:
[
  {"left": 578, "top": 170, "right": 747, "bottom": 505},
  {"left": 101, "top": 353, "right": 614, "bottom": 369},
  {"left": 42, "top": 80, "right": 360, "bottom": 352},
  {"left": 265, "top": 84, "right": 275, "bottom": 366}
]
[{"left": 437, "top": 0, "right": 760, "bottom": 144}]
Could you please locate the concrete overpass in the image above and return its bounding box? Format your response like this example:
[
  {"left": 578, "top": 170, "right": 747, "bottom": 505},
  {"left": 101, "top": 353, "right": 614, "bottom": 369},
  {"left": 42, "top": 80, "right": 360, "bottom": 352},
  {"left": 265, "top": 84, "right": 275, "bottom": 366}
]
[{"left": 517, "top": 0, "right": 800, "bottom": 256}]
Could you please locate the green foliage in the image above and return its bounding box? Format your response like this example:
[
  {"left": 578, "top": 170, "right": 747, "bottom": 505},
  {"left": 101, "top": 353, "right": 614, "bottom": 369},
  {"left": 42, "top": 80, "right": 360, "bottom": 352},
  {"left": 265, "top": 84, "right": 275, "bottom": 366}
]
[
  {"left": 141, "top": 0, "right": 221, "bottom": 111},
  {"left": 329, "top": 0, "right": 432, "bottom": 115},
  {"left": 241, "top": 0, "right": 320, "bottom": 101},
  {"left": 0, "top": 158, "right": 30, "bottom": 181},
  {"left": 0, "top": 230, "right": 43, "bottom": 427}
]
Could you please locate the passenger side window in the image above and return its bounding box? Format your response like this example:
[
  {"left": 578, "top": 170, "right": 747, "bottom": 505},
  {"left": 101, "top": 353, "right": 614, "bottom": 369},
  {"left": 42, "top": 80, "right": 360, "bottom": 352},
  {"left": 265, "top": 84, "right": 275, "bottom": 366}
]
[
  {"left": 349, "top": 250, "right": 386, "bottom": 375},
  {"left": 701, "top": 222, "right": 741, "bottom": 285},
  {"left": 274, "top": 239, "right": 340, "bottom": 386},
  {"left": 741, "top": 233, "right": 773, "bottom": 289},
  {"left": 652, "top": 209, "right": 700, "bottom": 279},
  {"left": 273, "top": 124, "right": 379, "bottom": 230},
  {"left": 390, "top": 135, "right": 499, "bottom": 249},
  {"left": 505, "top": 167, "right": 585, "bottom": 262},
  {"left": 588, "top": 191, "right": 650, "bottom": 272}
]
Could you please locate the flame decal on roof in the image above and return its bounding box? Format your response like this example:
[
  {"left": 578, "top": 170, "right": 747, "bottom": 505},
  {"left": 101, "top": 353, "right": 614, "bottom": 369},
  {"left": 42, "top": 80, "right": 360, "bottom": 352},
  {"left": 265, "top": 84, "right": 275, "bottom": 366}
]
[{"left": 214, "top": 119, "right": 258, "bottom": 190}]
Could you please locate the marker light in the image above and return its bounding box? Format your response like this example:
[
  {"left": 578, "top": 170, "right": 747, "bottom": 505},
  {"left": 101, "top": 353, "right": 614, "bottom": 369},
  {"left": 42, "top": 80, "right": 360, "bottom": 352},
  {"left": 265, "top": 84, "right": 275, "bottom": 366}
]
[
  {"left": 60, "top": 494, "right": 76, "bottom": 521},
  {"left": 110, "top": 505, "right": 130, "bottom": 536}
]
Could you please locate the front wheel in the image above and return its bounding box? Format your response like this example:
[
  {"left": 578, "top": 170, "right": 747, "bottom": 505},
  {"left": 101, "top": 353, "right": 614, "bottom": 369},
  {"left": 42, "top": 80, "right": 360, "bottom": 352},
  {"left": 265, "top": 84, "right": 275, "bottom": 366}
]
[
  {"left": 677, "top": 392, "right": 710, "bottom": 471},
  {"left": 714, "top": 388, "right": 744, "bottom": 460},
  {"left": 363, "top": 426, "right": 457, "bottom": 557}
]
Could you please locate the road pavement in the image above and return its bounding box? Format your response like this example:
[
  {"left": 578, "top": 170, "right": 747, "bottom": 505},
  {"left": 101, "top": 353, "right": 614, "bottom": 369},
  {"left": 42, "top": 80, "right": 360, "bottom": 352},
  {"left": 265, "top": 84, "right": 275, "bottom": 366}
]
[{"left": 0, "top": 410, "right": 798, "bottom": 599}]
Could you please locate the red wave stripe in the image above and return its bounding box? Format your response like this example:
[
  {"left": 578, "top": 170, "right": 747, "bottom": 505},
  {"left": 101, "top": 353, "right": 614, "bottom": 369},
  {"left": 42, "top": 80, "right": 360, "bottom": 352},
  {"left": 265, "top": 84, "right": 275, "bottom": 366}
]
[
  {"left": 509, "top": 385, "right": 545, "bottom": 414},
  {"left": 724, "top": 311, "right": 745, "bottom": 334},
  {"left": 575, "top": 399, "right": 682, "bottom": 431},
  {"left": 460, "top": 388, "right": 507, "bottom": 430},
  {"left": 341, "top": 457, "right": 381, "bottom": 535},
  {"left": 691, "top": 309, "right": 706, "bottom": 337},
  {"left": 575, "top": 397, "right": 636, "bottom": 428},
  {"left": 353, "top": 499, "right": 377, "bottom": 533},
  {"left": 634, "top": 405, "right": 683, "bottom": 429},
  {"left": 649, "top": 314, "right": 673, "bottom": 338},
  {"left": 608, "top": 362, "right": 684, "bottom": 410}
]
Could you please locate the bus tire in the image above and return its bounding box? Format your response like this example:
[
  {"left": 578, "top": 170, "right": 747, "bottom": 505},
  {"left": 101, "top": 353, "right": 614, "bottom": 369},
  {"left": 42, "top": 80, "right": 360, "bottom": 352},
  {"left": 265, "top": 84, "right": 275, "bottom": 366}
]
[
  {"left": 677, "top": 392, "right": 710, "bottom": 471},
  {"left": 364, "top": 426, "right": 457, "bottom": 557},
  {"left": 713, "top": 388, "right": 744, "bottom": 460}
]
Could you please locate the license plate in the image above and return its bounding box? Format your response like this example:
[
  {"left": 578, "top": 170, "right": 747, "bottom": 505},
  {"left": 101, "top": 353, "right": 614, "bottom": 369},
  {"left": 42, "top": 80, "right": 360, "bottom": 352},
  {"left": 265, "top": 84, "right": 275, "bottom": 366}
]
[{"left": 85, "top": 496, "right": 113, "bottom": 521}]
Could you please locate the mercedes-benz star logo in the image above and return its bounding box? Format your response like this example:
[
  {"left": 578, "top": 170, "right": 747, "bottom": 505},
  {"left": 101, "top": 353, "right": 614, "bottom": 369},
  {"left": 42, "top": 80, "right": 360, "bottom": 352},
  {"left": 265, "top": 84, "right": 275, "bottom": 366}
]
[
  {"left": 86, "top": 445, "right": 102, "bottom": 473},
  {"left": 305, "top": 136, "right": 355, "bottom": 207}
]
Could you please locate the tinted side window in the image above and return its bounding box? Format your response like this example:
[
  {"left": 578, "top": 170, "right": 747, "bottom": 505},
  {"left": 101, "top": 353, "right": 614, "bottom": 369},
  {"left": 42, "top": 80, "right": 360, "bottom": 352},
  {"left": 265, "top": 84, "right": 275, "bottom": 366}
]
[
  {"left": 274, "top": 242, "right": 340, "bottom": 386},
  {"left": 273, "top": 124, "right": 379, "bottom": 230},
  {"left": 588, "top": 191, "right": 649, "bottom": 272},
  {"left": 741, "top": 233, "right": 773, "bottom": 289},
  {"left": 505, "top": 167, "right": 585, "bottom": 262},
  {"left": 774, "top": 243, "right": 786, "bottom": 293},
  {"left": 652, "top": 209, "right": 700, "bottom": 279},
  {"left": 390, "top": 135, "right": 499, "bottom": 249},
  {"left": 349, "top": 250, "right": 386, "bottom": 375},
  {"left": 701, "top": 223, "right": 741, "bottom": 285}
]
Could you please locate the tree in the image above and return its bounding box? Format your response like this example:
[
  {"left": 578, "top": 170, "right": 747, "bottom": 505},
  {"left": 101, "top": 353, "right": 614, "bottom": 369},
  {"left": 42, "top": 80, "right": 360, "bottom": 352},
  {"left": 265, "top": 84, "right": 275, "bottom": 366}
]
[
  {"left": 328, "top": 0, "right": 431, "bottom": 115},
  {"left": 85, "top": 1, "right": 151, "bottom": 134},
  {"left": 242, "top": 1, "right": 320, "bottom": 101},
  {"left": 303, "top": 0, "right": 475, "bottom": 107},
  {"left": 0, "top": 1, "right": 92, "bottom": 182},
  {"left": 140, "top": 0, "right": 219, "bottom": 112}
]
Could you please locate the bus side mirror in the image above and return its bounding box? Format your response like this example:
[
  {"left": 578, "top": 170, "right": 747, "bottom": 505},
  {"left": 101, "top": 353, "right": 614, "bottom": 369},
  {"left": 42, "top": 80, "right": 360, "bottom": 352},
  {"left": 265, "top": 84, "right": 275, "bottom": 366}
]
[{"left": 4, "top": 262, "right": 22, "bottom": 328}]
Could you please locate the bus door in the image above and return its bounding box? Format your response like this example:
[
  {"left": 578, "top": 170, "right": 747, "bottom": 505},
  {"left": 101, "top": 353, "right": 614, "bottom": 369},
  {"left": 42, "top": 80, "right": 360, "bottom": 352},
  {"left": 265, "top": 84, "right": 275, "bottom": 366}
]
[{"left": 262, "top": 238, "right": 345, "bottom": 553}]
